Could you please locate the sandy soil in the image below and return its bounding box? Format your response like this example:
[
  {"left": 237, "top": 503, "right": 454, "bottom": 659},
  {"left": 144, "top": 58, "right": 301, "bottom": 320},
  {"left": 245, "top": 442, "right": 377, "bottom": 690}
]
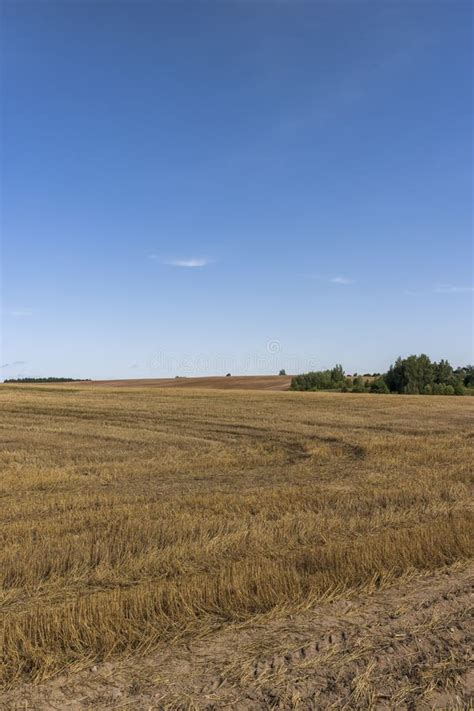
[{"left": 3, "top": 564, "right": 473, "bottom": 710}]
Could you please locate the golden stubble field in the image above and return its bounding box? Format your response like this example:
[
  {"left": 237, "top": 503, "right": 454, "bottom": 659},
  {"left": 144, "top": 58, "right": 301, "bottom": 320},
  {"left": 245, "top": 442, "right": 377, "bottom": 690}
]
[{"left": 0, "top": 384, "right": 473, "bottom": 707}]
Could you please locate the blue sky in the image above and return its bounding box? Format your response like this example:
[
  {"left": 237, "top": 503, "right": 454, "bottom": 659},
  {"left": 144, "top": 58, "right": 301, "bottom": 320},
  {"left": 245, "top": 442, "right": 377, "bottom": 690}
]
[{"left": 1, "top": 1, "right": 472, "bottom": 379}]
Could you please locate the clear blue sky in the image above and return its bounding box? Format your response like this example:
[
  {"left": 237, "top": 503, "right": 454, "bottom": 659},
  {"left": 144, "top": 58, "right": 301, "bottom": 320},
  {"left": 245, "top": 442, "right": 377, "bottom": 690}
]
[{"left": 1, "top": 1, "right": 472, "bottom": 379}]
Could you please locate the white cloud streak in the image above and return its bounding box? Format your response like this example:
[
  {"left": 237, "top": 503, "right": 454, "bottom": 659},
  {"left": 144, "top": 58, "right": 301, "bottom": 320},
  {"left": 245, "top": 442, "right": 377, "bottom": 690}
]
[
  {"left": 434, "top": 285, "right": 474, "bottom": 294},
  {"left": 149, "top": 256, "right": 211, "bottom": 268},
  {"left": 329, "top": 276, "right": 355, "bottom": 285},
  {"left": 9, "top": 309, "right": 33, "bottom": 317},
  {"left": 167, "top": 258, "right": 209, "bottom": 268},
  {"left": 305, "top": 274, "right": 355, "bottom": 285}
]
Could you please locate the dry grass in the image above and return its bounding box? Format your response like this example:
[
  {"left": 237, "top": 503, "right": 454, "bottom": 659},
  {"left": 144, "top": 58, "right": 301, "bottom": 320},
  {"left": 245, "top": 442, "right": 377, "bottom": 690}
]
[
  {"left": 0, "top": 384, "right": 472, "bottom": 689},
  {"left": 81, "top": 374, "right": 293, "bottom": 390}
]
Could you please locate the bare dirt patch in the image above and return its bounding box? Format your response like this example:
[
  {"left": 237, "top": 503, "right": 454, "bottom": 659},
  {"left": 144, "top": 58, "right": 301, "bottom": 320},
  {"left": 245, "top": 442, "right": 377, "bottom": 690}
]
[{"left": 2, "top": 564, "right": 472, "bottom": 710}]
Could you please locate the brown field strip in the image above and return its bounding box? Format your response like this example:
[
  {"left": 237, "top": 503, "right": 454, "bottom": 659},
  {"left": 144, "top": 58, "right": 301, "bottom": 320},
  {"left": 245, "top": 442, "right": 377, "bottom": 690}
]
[
  {"left": 81, "top": 375, "right": 293, "bottom": 390},
  {"left": 0, "top": 385, "right": 473, "bottom": 702}
]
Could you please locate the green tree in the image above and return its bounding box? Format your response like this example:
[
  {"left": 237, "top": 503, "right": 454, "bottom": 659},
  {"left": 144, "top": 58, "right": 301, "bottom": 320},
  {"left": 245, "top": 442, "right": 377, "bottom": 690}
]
[
  {"left": 330, "top": 364, "right": 345, "bottom": 383},
  {"left": 384, "top": 354, "right": 434, "bottom": 393},
  {"left": 291, "top": 366, "right": 346, "bottom": 392},
  {"left": 370, "top": 379, "right": 389, "bottom": 394},
  {"left": 434, "top": 359, "right": 455, "bottom": 385},
  {"left": 462, "top": 365, "right": 474, "bottom": 388}
]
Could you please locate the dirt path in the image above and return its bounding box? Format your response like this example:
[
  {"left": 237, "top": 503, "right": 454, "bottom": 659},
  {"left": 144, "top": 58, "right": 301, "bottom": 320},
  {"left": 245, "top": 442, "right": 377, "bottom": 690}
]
[{"left": 2, "top": 564, "right": 473, "bottom": 710}]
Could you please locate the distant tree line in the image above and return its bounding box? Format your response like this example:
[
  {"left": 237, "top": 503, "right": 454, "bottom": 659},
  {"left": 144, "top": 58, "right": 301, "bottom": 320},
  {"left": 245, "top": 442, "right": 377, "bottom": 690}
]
[
  {"left": 291, "top": 356, "right": 474, "bottom": 396},
  {"left": 384, "top": 356, "right": 472, "bottom": 395},
  {"left": 291, "top": 365, "right": 346, "bottom": 392},
  {"left": 3, "top": 377, "right": 91, "bottom": 383}
]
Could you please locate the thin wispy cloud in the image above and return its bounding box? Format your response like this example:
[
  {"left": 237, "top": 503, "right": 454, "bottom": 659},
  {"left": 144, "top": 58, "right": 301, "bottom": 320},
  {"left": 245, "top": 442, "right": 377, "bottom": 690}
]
[
  {"left": 149, "top": 256, "right": 211, "bottom": 268},
  {"left": 1, "top": 361, "right": 27, "bottom": 369},
  {"left": 305, "top": 274, "right": 355, "bottom": 285},
  {"left": 167, "top": 258, "right": 209, "bottom": 268},
  {"left": 329, "top": 276, "right": 355, "bottom": 285},
  {"left": 434, "top": 285, "right": 474, "bottom": 294},
  {"left": 9, "top": 309, "right": 33, "bottom": 317}
]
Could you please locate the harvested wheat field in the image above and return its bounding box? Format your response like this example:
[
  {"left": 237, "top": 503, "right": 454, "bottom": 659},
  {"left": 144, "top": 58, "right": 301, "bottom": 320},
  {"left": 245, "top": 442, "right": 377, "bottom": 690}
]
[
  {"left": 0, "top": 384, "right": 473, "bottom": 710},
  {"left": 84, "top": 375, "right": 294, "bottom": 390}
]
